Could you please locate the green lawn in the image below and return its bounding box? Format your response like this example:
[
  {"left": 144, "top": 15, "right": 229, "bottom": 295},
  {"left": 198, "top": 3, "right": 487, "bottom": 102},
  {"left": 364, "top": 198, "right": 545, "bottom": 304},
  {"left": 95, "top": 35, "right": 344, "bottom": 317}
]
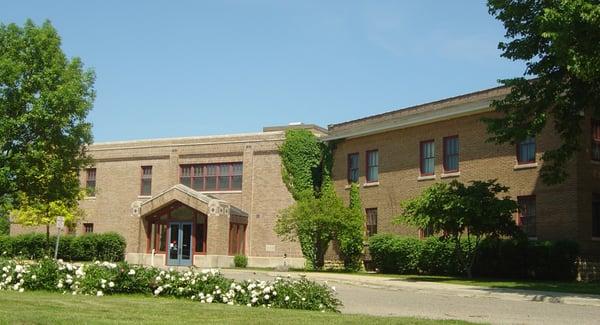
[
  {"left": 233, "top": 267, "right": 600, "bottom": 296},
  {"left": 0, "top": 291, "right": 475, "bottom": 325}
]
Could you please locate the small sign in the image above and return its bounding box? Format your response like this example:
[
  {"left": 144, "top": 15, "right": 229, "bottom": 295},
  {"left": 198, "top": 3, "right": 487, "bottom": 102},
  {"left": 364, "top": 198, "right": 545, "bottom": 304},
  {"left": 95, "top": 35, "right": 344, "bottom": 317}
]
[{"left": 56, "top": 216, "right": 65, "bottom": 229}]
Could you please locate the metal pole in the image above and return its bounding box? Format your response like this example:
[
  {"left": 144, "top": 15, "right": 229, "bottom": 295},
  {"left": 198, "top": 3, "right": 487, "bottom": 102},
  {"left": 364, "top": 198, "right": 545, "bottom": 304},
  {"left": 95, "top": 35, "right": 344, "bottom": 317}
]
[{"left": 54, "top": 231, "right": 61, "bottom": 260}]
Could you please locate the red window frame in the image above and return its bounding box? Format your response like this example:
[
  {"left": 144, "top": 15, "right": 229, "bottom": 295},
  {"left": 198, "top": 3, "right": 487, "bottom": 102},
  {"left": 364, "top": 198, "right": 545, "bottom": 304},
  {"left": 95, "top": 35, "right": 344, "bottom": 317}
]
[
  {"left": 420, "top": 140, "right": 435, "bottom": 176},
  {"left": 140, "top": 166, "right": 152, "bottom": 196},
  {"left": 365, "top": 150, "right": 379, "bottom": 183},
  {"left": 443, "top": 135, "right": 459, "bottom": 173},
  {"left": 592, "top": 120, "right": 600, "bottom": 161},
  {"left": 85, "top": 168, "right": 96, "bottom": 196},
  {"left": 179, "top": 162, "right": 242, "bottom": 191},
  {"left": 228, "top": 222, "right": 246, "bottom": 255},
  {"left": 347, "top": 152, "right": 359, "bottom": 183},
  {"left": 516, "top": 137, "right": 536, "bottom": 164},
  {"left": 365, "top": 208, "right": 377, "bottom": 237},
  {"left": 83, "top": 223, "right": 94, "bottom": 234}
]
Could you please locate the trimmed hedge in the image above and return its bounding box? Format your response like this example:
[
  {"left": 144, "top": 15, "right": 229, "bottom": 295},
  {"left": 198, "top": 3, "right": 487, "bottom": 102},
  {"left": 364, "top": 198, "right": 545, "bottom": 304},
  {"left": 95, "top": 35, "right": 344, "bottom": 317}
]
[
  {"left": 0, "top": 232, "right": 126, "bottom": 262},
  {"left": 368, "top": 234, "right": 579, "bottom": 281}
]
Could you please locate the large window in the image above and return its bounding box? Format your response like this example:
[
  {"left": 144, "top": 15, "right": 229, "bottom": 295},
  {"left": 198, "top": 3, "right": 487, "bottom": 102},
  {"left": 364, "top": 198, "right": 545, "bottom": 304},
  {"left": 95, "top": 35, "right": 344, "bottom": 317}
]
[
  {"left": 592, "top": 120, "right": 600, "bottom": 161},
  {"left": 83, "top": 223, "right": 94, "bottom": 234},
  {"left": 180, "top": 163, "right": 242, "bottom": 191},
  {"left": 366, "top": 150, "right": 379, "bottom": 182},
  {"left": 443, "top": 136, "right": 459, "bottom": 173},
  {"left": 366, "top": 208, "right": 377, "bottom": 237},
  {"left": 517, "top": 196, "right": 536, "bottom": 238},
  {"left": 517, "top": 137, "right": 536, "bottom": 164},
  {"left": 150, "top": 223, "right": 168, "bottom": 253},
  {"left": 593, "top": 194, "right": 600, "bottom": 238},
  {"left": 228, "top": 223, "right": 246, "bottom": 255},
  {"left": 195, "top": 215, "right": 207, "bottom": 253},
  {"left": 141, "top": 166, "right": 152, "bottom": 196},
  {"left": 85, "top": 168, "right": 96, "bottom": 196},
  {"left": 420, "top": 140, "right": 435, "bottom": 176},
  {"left": 347, "top": 153, "right": 359, "bottom": 183}
]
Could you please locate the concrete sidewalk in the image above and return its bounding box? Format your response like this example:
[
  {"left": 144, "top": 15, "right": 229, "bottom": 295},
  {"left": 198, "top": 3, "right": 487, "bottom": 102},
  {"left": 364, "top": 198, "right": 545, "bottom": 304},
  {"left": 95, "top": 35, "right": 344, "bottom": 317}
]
[{"left": 220, "top": 268, "right": 600, "bottom": 308}]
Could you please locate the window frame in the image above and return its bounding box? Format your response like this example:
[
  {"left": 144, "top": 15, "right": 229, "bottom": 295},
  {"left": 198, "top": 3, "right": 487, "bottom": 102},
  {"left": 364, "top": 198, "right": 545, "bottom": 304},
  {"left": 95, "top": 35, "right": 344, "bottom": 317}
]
[
  {"left": 228, "top": 222, "right": 247, "bottom": 256},
  {"left": 517, "top": 195, "right": 537, "bottom": 238},
  {"left": 593, "top": 194, "right": 600, "bottom": 238},
  {"left": 140, "top": 166, "right": 153, "bottom": 196},
  {"left": 365, "top": 150, "right": 379, "bottom": 183},
  {"left": 420, "top": 140, "right": 435, "bottom": 176},
  {"left": 365, "top": 208, "right": 378, "bottom": 237},
  {"left": 443, "top": 135, "right": 459, "bottom": 173},
  {"left": 85, "top": 168, "right": 96, "bottom": 197},
  {"left": 179, "top": 162, "right": 243, "bottom": 192},
  {"left": 83, "top": 223, "right": 94, "bottom": 234},
  {"left": 516, "top": 137, "right": 536, "bottom": 164},
  {"left": 592, "top": 120, "right": 600, "bottom": 162},
  {"left": 347, "top": 152, "right": 359, "bottom": 183}
]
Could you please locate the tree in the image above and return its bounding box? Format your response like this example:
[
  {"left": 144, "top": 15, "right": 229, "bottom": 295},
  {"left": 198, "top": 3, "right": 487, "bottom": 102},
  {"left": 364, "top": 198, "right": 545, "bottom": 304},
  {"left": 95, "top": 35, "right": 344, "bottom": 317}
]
[
  {"left": 486, "top": 0, "right": 600, "bottom": 185},
  {"left": 397, "top": 180, "right": 520, "bottom": 277},
  {"left": 11, "top": 194, "right": 83, "bottom": 240},
  {"left": 338, "top": 183, "right": 365, "bottom": 271},
  {"left": 275, "top": 182, "right": 347, "bottom": 270},
  {"left": 0, "top": 20, "right": 95, "bottom": 235}
]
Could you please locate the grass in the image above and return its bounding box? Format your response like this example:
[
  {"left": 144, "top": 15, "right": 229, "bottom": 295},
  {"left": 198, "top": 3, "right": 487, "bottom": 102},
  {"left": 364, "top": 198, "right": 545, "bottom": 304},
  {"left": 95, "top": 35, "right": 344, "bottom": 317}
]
[
  {"left": 227, "top": 267, "right": 600, "bottom": 296},
  {"left": 0, "top": 291, "right": 476, "bottom": 325}
]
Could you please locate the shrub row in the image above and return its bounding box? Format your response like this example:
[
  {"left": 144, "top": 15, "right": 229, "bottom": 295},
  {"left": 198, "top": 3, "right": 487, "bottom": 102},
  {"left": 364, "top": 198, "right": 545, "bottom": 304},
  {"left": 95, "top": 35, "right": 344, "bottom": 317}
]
[
  {"left": 368, "top": 234, "right": 579, "bottom": 281},
  {"left": 0, "top": 258, "right": 341, "bottom": 312},
  {"left": 0, "top": 233, "right": 126, "bottom": 262}
]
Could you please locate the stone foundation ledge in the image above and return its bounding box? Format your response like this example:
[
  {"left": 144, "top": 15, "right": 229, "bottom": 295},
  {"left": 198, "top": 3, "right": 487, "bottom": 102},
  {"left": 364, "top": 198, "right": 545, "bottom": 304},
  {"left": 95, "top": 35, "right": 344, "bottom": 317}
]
[{"left": 125, "top": 253, "right": 305, "bottom": 269}]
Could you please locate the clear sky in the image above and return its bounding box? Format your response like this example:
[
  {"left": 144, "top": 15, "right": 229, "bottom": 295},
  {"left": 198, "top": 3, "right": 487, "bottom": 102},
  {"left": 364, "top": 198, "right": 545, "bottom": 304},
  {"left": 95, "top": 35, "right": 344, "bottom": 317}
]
[{"left": 2, "top": 1, "right": 526, "bottom": 142}]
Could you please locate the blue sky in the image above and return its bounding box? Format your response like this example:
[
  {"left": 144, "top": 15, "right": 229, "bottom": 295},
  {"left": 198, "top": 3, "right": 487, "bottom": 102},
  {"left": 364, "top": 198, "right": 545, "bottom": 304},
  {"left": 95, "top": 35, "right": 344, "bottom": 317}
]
[{"left": 2, "top": 1, "right": 526, "bottom": 142}]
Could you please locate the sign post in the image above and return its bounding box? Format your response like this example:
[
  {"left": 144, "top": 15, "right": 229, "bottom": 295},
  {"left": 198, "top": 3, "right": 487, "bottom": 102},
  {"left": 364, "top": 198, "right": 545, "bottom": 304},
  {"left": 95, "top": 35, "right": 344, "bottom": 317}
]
[{"left": 54, "top": 216, "right": 65, "bottom": 260}]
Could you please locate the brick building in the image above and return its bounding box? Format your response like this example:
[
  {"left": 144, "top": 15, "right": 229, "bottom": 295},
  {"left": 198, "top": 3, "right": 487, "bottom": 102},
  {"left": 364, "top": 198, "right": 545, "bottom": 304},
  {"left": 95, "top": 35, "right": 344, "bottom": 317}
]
[
  {"left": 11, "top": 86, "right": 600, "bottom": 265},
  {"left": 326, "top": 86, "right": 600, "bottom": 257}
]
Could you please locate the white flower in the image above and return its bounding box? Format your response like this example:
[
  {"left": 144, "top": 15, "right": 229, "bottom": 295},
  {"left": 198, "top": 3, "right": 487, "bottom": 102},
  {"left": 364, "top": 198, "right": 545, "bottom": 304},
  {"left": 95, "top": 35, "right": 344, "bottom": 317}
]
[
  {"left": 222, "top": 297, "right": 228, "bottom": 303},
  {"left": 263, "top": 286, "right": 271, "bottom": 293},
  {"left": 331, "top": 286, "right": 336, "bottom": 292},
  {"left": 18, "top": 288, "right": 24, "bottom": 293},
  {"left": 31, "top": 275, "right": 37, "bottom": 280},
  {"left": 206, "top": 297, "right": 213, "bottom": 303},
  {"left": 264, "top": 294, "right": 270, "bottom": 300},
  {"left": 227, "top": 301, "right": 234, "bottom": 305},
  {"left": 108, "top": 281, "right": 115, "bottom": 288},
  {"left": 246, "top": 303, "right": 251, "bottom": 307},
  {"left": 251, "top": 297, "right": 258, "bottom": 303},
  {"left": 285, "top": 296, "right": 290, "bottom": 301},
  {"left": 57, "top": 283, "right": 64, "bottom": 289},
  {"left": 272, "top": 291, "right": 277, "bottom": 296},
  {"left": 14, "top": 265, "right": 23, "bottom": 273},
  {"left": 101, "top": 279, "right": 107, "bottom": 284},
  {"left": 128, "top": 269, "right": 136, "bottom": 275},
  {"left": 96, "top": 291, "right": 104, "bottom": 297},
  {"left": 302, "top": 298, "right": 306, "bottom": 301}
]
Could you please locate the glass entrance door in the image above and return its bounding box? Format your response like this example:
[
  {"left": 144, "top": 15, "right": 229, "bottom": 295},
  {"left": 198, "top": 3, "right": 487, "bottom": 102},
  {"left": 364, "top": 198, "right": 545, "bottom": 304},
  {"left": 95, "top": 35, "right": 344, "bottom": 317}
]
[{"left": 167, "top": 222, "right": 192, "bottom": 266}]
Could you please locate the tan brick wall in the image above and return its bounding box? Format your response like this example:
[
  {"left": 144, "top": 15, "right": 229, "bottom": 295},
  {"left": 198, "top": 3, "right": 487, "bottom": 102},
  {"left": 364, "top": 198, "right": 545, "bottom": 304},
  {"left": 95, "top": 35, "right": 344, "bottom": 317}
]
[{"left": 331, "top": 111, "right": 596, "bottom": 256}]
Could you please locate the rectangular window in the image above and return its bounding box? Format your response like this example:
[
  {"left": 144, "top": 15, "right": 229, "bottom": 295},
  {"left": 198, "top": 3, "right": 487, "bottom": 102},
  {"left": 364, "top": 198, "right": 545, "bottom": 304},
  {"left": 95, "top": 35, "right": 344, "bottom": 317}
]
[
  {"left": 420, "top": 140, "right": 435, "bottom": 175},
  {"left": 517, "top": 137, "right": 536, "bottom": 164},
  {"left": 592, "top": 120, "right": 600, "bottom": 161},
  {"left": 517, "top": 196, "right": 536, "bottom": 238},
  {"left": 150, "top": 223, "right": 167, "bottom": 252},
  {"left": 85, "top": 168, "right": 96, "bottom": 196},
  {"left": 179, "top": 163, "right": 243, "bottom": 191},
  {"left": 443, "top": 136, "right": 459, "bottom": 172},
  {"left": 347, "top": 153, "right": 359, "bottom": 183},
  {"left": 366, "top": 208, "right": 377, "bottom": 237},
  {"left": 366, "top": 150, "right": 379, "bottom": 182},
  {"left": 593, "top": 194, "right": 600, "bottom": 238},
  {"left": 141, "top": 166, "right": 152, "bottom": 196},
  {"left": 195, "top": 216, "right": 207, "bottom": 253},
  {"left": 83, "top": 223, "right": 94, "bottom": 234},
  {"left": 228, "top": 223, "right": 246, "bottom": 255}
]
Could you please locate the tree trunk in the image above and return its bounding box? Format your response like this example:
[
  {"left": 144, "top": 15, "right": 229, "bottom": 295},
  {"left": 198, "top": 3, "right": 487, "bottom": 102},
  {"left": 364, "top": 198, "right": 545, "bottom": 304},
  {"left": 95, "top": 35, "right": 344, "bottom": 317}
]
[{"left": 46, "top": 223, "right": 50, "bottom": 253}]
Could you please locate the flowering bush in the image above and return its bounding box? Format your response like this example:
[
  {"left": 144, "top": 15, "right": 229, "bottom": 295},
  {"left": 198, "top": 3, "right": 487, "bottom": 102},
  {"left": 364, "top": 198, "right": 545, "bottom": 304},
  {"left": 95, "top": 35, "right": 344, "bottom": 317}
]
[{"left": 0, "top": 258, "right": 341, "bottom": 312}]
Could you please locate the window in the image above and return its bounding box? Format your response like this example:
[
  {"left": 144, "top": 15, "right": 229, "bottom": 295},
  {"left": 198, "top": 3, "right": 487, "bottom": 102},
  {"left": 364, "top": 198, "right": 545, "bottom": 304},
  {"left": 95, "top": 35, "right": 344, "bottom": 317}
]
[
  {"left": 347, "top": 153, "right": 359, "bottom": 183},
  {"left": 150, "top": 223, "right": 168, "bottom": 252},
  {"left": 592, "top": 120, "right": 600, "bottom": 161},
  {"left": 83, "top": 223, "right": 94, "bottom": 233},
  {"left": 366, "top": 150, "right": 379, "bottom": 182},
  {"left": 180, "top": 163, "right": 243, "bottom": 191},
  {"left": 420, "top": 140, "right": 435, "bottom": 175},
  {"left": 228, "top": 223, "right": 246, "bottom": 255},
  {"left": 517, "top": 196, "right": 536, "bottom": 238},
  {"left": 517, "top": 137, "right": 536, "bottom": 164},
  {"left": 366, "top": 208, "right": 377, "bottom": 237},
  {"left": 85, "top": 168, "right": 96, "bottom": 196},
  {"left": 141, "top": 166, "right": 152, "bottom": 196},
  {"left": 443, "top": 136, "right": 459, "bottom": 172},
  {"left": 593, "top": 194, "right": 600, "bottom": 238}
]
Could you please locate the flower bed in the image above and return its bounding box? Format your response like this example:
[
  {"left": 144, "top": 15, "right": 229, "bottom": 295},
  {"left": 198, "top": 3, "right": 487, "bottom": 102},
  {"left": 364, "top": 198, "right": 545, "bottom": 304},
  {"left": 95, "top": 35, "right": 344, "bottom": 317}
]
[{"left": 0, "top": 258, "right": 341, "bottom": 312}]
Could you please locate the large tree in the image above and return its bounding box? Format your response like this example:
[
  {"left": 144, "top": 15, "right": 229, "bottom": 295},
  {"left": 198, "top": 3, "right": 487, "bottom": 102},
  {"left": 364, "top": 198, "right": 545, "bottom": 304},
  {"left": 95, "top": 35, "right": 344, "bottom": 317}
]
[
  {"left": 486, "top": 0, "right": 600, "bottom": 184},
  {"left": 0, "top": 20, "right": 95, "bottom": 236}
]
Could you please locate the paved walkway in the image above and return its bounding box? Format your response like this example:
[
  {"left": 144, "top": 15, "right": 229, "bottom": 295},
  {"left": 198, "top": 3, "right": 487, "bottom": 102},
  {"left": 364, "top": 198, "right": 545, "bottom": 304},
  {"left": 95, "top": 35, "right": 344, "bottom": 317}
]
[{"left": 220, "top": 269, "right": 600, "bottom": 325}]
